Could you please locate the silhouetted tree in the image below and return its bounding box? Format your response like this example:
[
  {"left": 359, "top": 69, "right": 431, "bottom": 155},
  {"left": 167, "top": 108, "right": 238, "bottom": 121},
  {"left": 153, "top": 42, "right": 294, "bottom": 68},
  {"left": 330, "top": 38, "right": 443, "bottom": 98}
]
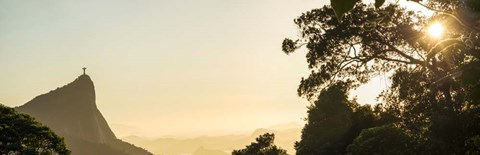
[
  {"left": 465, "top": 135, "right": 480, "bottom": 155},
  {"left": 295, "top": 82, "right": 377, "bottom": 154},
  {"left": 295, "top": 83, "right": 352, "bottom": 154},
  {"left": 326, "top": 0, "right": 480, "bottom": 33},
  {"left": 0, "top": 104, "right": 70, "bottom": 155},
  {"left": 346, "top": 125, "right": 418, "bottom": 155},
  {"left": 284, "top": 2, "right": 480, "bottom": 154},
  {"left": 232, "top": 133, "right": 288, "bottom": 155}
]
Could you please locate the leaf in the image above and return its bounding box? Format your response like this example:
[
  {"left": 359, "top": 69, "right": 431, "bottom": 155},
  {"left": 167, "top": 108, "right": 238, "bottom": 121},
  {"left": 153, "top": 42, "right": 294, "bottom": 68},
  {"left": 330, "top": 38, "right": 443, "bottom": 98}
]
[
  {"left": 466, "top": 0, "right": 480, "bottom": 13},
  {"left": 282, "top": 38, "right": 298, "bottom": 54},
  {"left": 330, "top": 0, "right": 358, "bottom": 21},
  {"left": 375, "top": 0, "right": 385, "bottom": 8}
]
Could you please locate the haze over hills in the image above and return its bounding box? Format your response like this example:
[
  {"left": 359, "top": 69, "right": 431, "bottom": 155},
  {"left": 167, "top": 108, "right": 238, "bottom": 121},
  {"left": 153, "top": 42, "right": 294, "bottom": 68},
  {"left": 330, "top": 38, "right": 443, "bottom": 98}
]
[
  {"left": 122, "top": 123, "right": 302, "bottom": 155},
  {"left": 9, "top": 72, "right": 302, "bottom": 155},
  {"left": 15, "top": 74, "right": 151, "bottom": 155},
  {"left": 192, "top": 147, "right": 229, "bottom": 155}
]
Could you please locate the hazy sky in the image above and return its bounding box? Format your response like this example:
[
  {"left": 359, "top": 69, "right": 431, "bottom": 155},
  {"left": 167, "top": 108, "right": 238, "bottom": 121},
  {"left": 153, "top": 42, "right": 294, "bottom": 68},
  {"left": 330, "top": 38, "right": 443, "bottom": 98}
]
[{"left": 0, "top": 0, "right": 394, "bottom": 137}]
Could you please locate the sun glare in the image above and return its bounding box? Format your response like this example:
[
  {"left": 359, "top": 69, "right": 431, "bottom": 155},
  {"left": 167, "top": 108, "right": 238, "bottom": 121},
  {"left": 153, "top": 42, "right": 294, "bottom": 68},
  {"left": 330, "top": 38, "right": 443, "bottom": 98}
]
[{"left": 427, "top": 22, "right": 444, "bottom": 38}]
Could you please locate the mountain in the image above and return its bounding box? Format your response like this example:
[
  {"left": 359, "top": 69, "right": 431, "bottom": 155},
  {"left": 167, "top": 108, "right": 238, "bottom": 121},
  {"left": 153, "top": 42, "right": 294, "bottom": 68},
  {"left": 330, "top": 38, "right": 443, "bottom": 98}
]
[
  {"left": 267, "top": 122, "right": 303, "bottom": 131},
  {"left": 191, "top": 147, "right": 229, "bottom": 155},
  {"left": 123, "top": 134, "right": 246, "bottom": 155},
  {"left": 248, "top": 128, "right": 300, "bottom": 154},
  {"left": 122, "top": 126, "right": 301, "bottom": 155},
  {"left": 16, "top": 74, "right": 151, "bottom": 155}
]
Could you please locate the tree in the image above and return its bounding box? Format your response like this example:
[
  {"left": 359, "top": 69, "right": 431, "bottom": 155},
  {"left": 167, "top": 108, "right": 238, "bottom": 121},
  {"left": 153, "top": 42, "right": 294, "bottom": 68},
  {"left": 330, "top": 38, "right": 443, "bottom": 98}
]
[
  {"left": 283, "top": 4, "right": 430, "bottom": 100},
  {"left": 0, "top": 104, "right": 70, "bottom": 155},
  {"left": 295, "top": 83, "right": 353, "bottom": 154},
  {"left": 283, "top": 2, "right": 480, "bottom": 154},
  {"left": 465, "top": 135, "right": 480, "bottom": 155},
  {"left": 346, "top": 125, "right": 418, "bottom": 155},
  {"left": 295, "top": 82, "right": 380, "bottom": 155},
  {"left": 327, "top": 0, "right": 480, "bottom": 32},
  {"left": 232, "top": 133, "right": 288, "bottom": 155}
]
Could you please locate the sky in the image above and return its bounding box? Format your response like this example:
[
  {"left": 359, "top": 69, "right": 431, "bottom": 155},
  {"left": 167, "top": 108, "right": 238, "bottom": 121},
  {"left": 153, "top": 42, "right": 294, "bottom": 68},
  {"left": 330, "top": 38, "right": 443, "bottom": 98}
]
[{"left": 0, "top": 0, "right": 399, "bottom": 138}]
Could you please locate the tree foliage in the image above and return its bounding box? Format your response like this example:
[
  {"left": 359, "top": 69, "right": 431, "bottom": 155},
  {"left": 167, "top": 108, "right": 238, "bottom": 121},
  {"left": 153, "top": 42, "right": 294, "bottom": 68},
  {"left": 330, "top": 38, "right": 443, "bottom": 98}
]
[
  {"left": 328, "top": 0, "right": 480, "bottom": 25},
  {"left": 0, "top": 104, "right": 70, "bottom": 155},
  {"left": 295, "top": 82, "right": 381, "bottom": 154},
  {"left": 346, "top": 125, "right": 418, "bottom": 155},
  {"left": 284, "top": 1, "right": 480, "bottom": 154},
  {"left": 232, "top": 133, "right": 288, "bottom": 155},
  {"left": 295, "top": 83, "right": 353, "bottom": 154},
  {"left": 283, "top": 4, "right": 429, "bottom": 100},
  {"left": 465, "top": 135, "right": 480, "bottom": 155}
]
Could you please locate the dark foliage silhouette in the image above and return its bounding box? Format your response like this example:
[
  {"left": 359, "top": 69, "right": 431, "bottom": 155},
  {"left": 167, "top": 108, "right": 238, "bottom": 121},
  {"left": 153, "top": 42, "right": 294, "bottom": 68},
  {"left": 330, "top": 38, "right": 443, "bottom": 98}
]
[
  {"left": 284, "top": 1, "right": 480, "bottom": 154},
  {"left": 0, "top": 104, "right": 70, "bottom": 155},
  {"left": 346, "top": 125, "right": 418, "bottom": 155},
  {"left": 232, "top": 133, "right": 288, "bottom": 155},
  {"left": 295, "top": 83, "right": 352, "bottom": 154},
  {"left": 295, "top": 82, "right": 381, "bottom": 154}
]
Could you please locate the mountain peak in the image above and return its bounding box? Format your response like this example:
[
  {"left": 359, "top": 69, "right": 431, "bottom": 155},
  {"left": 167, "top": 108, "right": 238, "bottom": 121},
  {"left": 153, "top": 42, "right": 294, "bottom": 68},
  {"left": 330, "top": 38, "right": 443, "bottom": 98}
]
[
  {"left": 16, "top": 74, "right": 151, "bottom": 155},
  {"left": 77, "top": 74, "right": 92, "bottom": 83},
  {"left": 19, "top": 74, "right": 96, "bottom": 111},
  {"left": 17, "top": 74, "right": 110, "bottom": 143},
  {"left": 67, "top": 74, "right": 94, "bottom": 93}
]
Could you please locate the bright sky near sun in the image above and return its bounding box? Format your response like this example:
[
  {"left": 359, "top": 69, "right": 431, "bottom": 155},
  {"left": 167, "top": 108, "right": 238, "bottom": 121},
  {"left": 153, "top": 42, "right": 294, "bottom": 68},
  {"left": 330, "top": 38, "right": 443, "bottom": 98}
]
[
  {"left": 0, "top": 0, "right": 428, "bottom": 137},
  {"left": 428, "top": 22, "right": 445, "bottom": 38}
]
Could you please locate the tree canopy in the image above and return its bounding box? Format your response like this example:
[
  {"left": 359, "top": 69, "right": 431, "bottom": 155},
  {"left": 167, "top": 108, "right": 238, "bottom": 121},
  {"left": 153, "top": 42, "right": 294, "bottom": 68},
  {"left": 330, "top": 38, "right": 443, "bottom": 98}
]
[
  {"left": 0, "top": 104, "right": 70, "bottom": 155},
  {"left": 232, "top": 133, "right": 288, "bottom": 155},
  {"left": 284, "top": 1, "right": 480, "bottom": 154},
  {"left": 346, "top": 124, "right": 418, "bottom": 155}
]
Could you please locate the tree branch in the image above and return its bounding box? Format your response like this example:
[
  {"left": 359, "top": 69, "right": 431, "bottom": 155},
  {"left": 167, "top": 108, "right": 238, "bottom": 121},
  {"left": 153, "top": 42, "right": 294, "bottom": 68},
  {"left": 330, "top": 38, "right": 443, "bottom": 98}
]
[{"left": 412, "top": 1, "right": 480, "bottom": 32}]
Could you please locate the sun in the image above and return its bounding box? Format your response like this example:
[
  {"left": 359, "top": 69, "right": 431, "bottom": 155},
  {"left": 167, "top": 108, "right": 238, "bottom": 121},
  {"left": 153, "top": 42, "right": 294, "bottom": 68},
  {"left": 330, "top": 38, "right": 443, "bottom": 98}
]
[{"left": 427, "top": 22, "right": 444, "bottom": 38}]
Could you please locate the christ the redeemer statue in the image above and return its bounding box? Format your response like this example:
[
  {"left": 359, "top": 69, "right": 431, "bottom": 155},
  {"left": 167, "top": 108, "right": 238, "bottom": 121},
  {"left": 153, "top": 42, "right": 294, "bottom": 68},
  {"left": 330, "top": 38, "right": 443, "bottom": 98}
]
[{"left": 82, "top": 67, "right": 87, "bottom": 75}]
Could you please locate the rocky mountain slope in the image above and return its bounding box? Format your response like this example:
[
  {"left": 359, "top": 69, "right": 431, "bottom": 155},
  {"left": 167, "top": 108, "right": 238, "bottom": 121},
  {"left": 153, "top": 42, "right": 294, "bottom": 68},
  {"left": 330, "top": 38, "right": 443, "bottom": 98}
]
[{"left": 16, "top": 74, "right": 151, "bottom": 155}]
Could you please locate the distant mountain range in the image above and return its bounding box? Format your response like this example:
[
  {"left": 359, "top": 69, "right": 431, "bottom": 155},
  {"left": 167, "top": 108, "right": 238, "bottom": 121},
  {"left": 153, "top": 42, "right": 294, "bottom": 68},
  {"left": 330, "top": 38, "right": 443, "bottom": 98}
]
[
  {"left": 123, "top": 124, "right": 302, "bottom": 155},
  {"left": 16, "top": 75, "right": 151, "bottom": 155}
]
